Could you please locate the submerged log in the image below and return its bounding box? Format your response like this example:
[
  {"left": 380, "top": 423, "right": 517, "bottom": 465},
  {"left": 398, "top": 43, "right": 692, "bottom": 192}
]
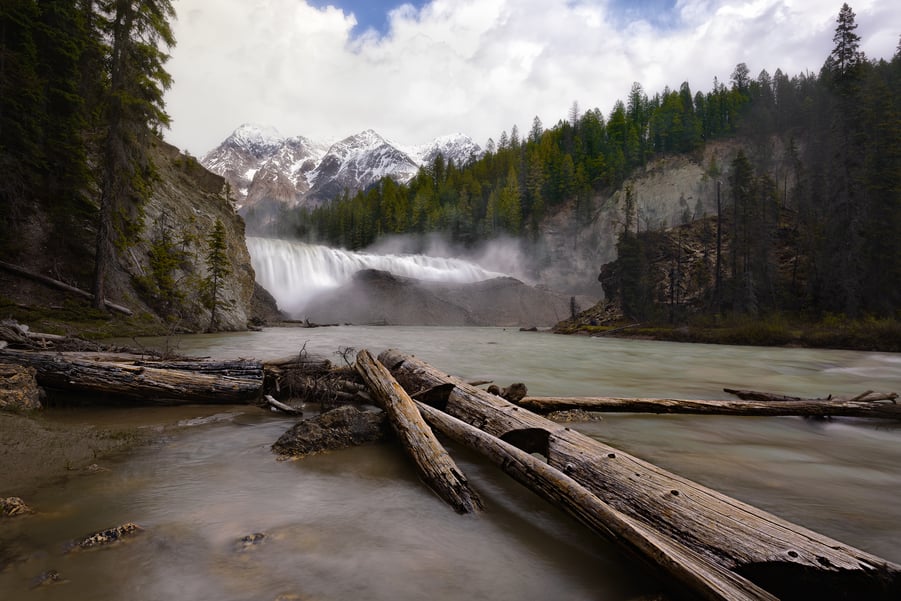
[
  {"left": 355, "top": 349, "right": 482, "bottom": 514},
  {"left": 0, "top": 348, "right": 262, "bottom": 404},
  {"left": 416, "top": 401, "right": 776, "bottom": 601},
  {"left": 517, "top": 393, "right": 901, "bottom": 419},
  {"left": 379, "top": 349, "right": 901, "bottom": 600}
]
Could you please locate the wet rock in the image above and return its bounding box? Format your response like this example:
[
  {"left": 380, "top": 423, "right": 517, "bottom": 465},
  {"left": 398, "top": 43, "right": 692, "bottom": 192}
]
[
  {"left": 1, "top": 496, "right": 33, "bottom": 518},
  {"left": 236, "top": 532, "right": 266, "bottom": 551},
  {"left": 0, "top": 363, "right": 41, "bottom": 411},
  {"left": 501, "top": 383, "right": 528, "bottom": 403},
  {"left": 30, "top": 569, "right": 66, "bottom": 589},
  {"left": 65, "top": 522, "right": 143, "bottom": 552},
  {"left": 272, "top": 405, "right": 388, "bottom": 459}
]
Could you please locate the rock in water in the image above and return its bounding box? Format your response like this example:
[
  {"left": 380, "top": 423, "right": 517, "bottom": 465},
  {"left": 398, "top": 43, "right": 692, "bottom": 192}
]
[
  {"left": 271, "top": 405, "right": 388, "bottom": 458},
  {"left": 1, "top": 496, "right": 33, "bottom": 517},
  {"left": 65, "top": 522, "right": 143, "bottom": 552},
  {"left": 0, "top": 363, "right": 41, "bottom": 411}
]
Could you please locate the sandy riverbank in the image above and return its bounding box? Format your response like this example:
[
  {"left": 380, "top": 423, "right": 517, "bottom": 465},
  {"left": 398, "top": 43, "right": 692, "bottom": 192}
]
[{"left": 0, "top": 405, "right": 258, "bottom": 500}]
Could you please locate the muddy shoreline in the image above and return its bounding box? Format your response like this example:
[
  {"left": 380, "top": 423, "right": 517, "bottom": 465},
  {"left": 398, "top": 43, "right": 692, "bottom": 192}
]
[{"left": 0, "top": 405, "right": 257, "bottom": 500}]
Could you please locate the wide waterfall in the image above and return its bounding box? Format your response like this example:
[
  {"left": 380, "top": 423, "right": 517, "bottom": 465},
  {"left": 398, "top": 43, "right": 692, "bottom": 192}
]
[{"left": 246, "top": 237, "right": 507, "bottom": 316}]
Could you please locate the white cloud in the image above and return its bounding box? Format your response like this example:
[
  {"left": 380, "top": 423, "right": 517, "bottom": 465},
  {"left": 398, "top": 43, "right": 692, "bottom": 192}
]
[{"left": 164, "top": 0, "right": 901, "bottom": 156}]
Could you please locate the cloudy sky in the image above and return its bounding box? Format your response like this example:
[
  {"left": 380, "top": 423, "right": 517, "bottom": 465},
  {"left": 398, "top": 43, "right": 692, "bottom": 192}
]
[{"left": 163, "top": 0, "right": 899, "bottom": 156}]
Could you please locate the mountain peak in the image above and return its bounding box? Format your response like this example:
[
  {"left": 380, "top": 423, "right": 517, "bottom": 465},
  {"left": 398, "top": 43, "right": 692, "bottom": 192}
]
[{"left": 228, "top": 123, "right": 284, "bottom": 149}]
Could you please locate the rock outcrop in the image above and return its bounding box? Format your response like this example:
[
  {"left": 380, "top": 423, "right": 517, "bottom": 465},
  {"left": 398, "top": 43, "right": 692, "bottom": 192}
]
[{"left": 301, "top": 269, "right": 581, "bottom": 327}]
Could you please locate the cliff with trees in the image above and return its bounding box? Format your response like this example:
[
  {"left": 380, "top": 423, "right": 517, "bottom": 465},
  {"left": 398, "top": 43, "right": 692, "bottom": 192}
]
[{"left": 0, "top": 1, "right": 269, "bottom": 334}]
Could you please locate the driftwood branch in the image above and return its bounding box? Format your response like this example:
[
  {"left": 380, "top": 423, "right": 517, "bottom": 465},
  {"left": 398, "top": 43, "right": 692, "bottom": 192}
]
[
  {"left": 416, "top": 401, "right": 776, "bottom": 601},
  {"left": 379, "top": 349, "right": 901, "bottom": 600},
  {"left": 355, "top": 349, "right": 482, "bottom": 514},
  {"left": 724, "top": 388, "right": 898, "bottom": 404},
  {"left": 517, "top": 393, "right": 901, "bottom": 419},
  {"left": 263, "top": 394, "right": 302, "bottom": 415},
  {"left": 0, "top": 260, "right": 132, "bottom": 315}
]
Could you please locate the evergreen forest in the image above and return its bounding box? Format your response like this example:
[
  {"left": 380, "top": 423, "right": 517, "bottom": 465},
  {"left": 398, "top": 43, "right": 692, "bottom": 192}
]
[{"left": 292, "top": 4, "right": 900, "bottom": 322}]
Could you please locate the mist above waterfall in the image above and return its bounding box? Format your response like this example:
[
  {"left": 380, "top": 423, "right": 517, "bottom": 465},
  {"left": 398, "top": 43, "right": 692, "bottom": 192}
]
[{"left": 246, "top": 237, "right": 514, "bottom": 316}]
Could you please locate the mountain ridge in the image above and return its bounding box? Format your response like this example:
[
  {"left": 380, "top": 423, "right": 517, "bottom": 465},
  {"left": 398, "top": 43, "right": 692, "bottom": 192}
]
[{"left": 201, "top": 124, "right": 481, "bottom": 232}]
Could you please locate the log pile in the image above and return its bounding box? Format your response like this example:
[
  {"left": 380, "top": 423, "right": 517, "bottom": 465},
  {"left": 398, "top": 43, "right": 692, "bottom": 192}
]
[{"left": 370, "top": 349, "right": 901, "bottom": 601}]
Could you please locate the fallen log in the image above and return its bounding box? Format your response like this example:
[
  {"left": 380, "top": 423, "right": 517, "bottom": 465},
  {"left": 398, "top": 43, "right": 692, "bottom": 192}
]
[
  {"left": 416, "top": 401, "right": 776, "bottom": 601},
  {"left": 355, "top": 349, "right": 482, "bottom": 514},
  {"left": 517, "top": 394, "right": 901, "bottom": 419},
  {"left": 724, "top": 388, "right": 898, "bottom": 404},
  {"left": 0, "top": 260, "right": 133, "bottom": 315},
  {"left": 379, "top": 349, "right": 901, "bottom": 600},
  {"left": 0, "top": 348, "right": 262, "bottom": 404}
]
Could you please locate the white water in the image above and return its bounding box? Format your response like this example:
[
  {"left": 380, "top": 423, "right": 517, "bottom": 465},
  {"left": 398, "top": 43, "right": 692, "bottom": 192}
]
[{"left": 246, "top": 237, "right": 507, "bottom": 316}]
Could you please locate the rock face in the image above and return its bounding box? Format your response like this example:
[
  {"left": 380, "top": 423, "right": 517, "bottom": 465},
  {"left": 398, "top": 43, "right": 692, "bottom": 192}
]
[
  {"left": 0, "top": 364, "right": 41, "bottom": 411},
  {"left": 271, "top": 405, "right": 388, "bottom": 458},
  {"left": 0, "top": 136, "right": 279, "bottom": 333},
  {"left": 301, "top": 269, "right": 579, "bottom": 327}
]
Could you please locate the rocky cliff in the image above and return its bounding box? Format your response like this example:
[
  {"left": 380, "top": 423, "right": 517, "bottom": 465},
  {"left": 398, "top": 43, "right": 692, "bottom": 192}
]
[
  {"left": 0, "top": 138, "right": 276, "bottom": 334},
  {"left": 531, "top": 137, "right": 796, "bottom": 299}
]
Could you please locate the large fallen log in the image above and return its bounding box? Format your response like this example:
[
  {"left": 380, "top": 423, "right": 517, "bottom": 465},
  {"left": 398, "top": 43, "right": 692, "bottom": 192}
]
[
  {"left": 355, "top": 349, "right": 482, "bottom": 514},
  {"left": 517, "top": 392, "right": 901, "bottom": 419},
  {"left": 0, "top": 348, "right": 262, "bottom": 404},
  {"left": 416, "top": 401, "right": 776, "bottom": 601},
  {"left": 379, "top": 349, "right": 901, "bottom": 600}
]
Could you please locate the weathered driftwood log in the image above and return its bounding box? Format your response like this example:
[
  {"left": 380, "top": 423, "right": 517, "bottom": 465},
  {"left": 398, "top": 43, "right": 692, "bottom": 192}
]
[
  {"left": 415, "top": 401, "right": 776, "bottom": 601},
  {"left": 0, "top": 349, "right": 262, "bottom": 404},
  {"left": 724, "top": 388, "right": 898, "bottom": 404},
  {"left": 379, "top": 349, "right": 901, "bottom": 600},
  {"left": 355, "top": 349, "right": 482, "bottom": 514},
  {"left": 517, "top": 393, "right": 901, "bottom": 419},
  {"left": 0, "top": 260, "right": 133, "bottom": 315}
]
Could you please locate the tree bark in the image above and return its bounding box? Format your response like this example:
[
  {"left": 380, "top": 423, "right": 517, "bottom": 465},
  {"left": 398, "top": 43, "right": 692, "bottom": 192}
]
[
  {"left": 517, "top": 393, "right": 901, "bottom": 419},
  {"left": 0, "top": 349, "right": 262, "bottom": 404},
  {"left": 416, "top": 401, "right": 777, "bottom": 601},
  {"left": 379, "top": 349, "right": 901, "bottom": 600},
  {"left": 355, "top": 349, "right": 482, "bottom": 514}
]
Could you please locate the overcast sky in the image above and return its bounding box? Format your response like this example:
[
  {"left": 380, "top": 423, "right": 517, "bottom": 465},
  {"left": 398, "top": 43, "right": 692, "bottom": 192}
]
[{"left": 163, "top": 0, "right": 900, "bottom": 156}]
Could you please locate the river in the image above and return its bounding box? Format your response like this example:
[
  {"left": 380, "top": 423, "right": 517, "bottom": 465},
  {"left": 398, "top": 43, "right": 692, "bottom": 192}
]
[{"left": 2, "top": 326, "right": 900, "bottom": 600}]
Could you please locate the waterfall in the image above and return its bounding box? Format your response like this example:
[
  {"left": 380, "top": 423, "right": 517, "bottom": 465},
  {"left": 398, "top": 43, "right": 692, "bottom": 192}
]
[{"left": 246, "top": 237, "right": 508, "bottom": 316}]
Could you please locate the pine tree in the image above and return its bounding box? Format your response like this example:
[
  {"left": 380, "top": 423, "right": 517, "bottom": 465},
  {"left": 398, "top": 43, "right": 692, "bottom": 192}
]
[
  {"left": 829, "top": 3, "right": 862, "bottom": 79},
  {"left": 201, "top": 218, "right": 230, "bottom": 332},
  {"left": 92, "top": 0, "right": 176, "bottom": 308}
]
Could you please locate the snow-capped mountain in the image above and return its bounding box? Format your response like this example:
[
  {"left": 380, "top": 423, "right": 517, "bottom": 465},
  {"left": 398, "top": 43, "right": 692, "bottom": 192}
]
[{"left": 200, "top": 124, "right": 481, "bottom": 229}]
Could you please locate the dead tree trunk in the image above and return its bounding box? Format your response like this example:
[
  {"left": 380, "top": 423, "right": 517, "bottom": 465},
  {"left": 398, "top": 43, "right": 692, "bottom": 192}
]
[
  {"left": 517, "top": 393, "right": 901, "bottom": 419},
  {"left": 355, "top": 349, "right": 482, "bottom": 514},
  {"left": 379, "top": 349, "right": 901, "bottom": 600},
  {"left": 415, "top": 401, "right": 777, "bottom": 601},
  {"left": 0, "top": 260, "right": 132, "bottom": 315},
  {"left": 0, "top": 349, "right": 262, "bottom": 404}
]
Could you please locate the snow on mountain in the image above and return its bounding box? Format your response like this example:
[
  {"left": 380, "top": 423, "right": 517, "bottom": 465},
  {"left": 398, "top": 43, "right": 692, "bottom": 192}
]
[{"left": 200, "top": 124, "right": 481, "bottom": 231}]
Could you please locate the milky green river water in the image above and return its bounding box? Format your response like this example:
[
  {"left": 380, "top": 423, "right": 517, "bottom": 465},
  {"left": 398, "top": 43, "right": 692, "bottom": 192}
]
[{"left": 2, "top": 327, "right": 900, "bottom": 600}]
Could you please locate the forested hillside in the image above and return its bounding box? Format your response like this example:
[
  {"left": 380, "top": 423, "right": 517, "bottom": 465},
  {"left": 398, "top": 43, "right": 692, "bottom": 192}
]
[
  {"left": 296, "top": 4, "right": 900, "bottom": 321},
  {"left": 0, "top": 1, "right": 263, "bottom": 332}
]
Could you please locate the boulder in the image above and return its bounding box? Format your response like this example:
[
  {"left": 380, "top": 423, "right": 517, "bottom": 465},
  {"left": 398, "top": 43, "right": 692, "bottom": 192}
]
[
  {"left": 271, "top": 405, "right": 388, "bottom": 459},
  {"left": 1, "top": 496, "right": 34, "bottom": 518},
  {"left": 0, "top": 363, "right": 41, "bottom": 411}
]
